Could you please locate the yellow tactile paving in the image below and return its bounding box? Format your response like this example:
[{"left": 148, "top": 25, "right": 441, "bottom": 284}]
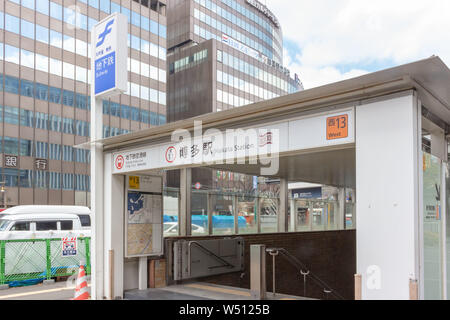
[{"left": 185, "top": 283, "right": 252, "bottom": 297}]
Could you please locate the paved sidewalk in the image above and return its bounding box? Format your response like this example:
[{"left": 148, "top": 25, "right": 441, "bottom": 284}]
[{"left": 0, "top": 280, "right": 91, "bottom": 300}]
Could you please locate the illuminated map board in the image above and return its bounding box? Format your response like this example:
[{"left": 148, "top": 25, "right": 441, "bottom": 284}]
[{"left": 125, "top": 175, "right": 163, "bottom": 258}]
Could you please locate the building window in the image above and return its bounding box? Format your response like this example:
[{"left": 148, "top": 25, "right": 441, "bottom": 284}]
[
  {"left": 50, "top": 115, "right": 62, "bottom": 132},
  {"left": 3, "top": 168, "right": 18, "bottom": 187},
  {"left": 49, "top": 172, "right": 61, "bottom": 190},
  {"left": 35, "top": 112, "right": 49, "bottom": 130},
  {"left": 63, "top": 146, "right": 74, "bottom": 162},
  {"left": 121, "top": 105, "right": 131, "bottom": 119},
  {"left": 49, "top": 87, "right": 61, "bottom": 104},
  {"left": 50, "top": 30, "right": 62, "bottom": 48},
  {"left": 76, "top": 93, "right": 88, "bottom": 110},
  {"left": 102, "top": 100, "right": 110, "bottom": 115},
  {"left": 19, "top": 170, "right": 33, "bottom": 188},
  {"left": 4, "top": 75, "right": 19, "bottom": 94},
  {"left": 20, "top": 79, "right": 34, "bottom": 98},
  {"left": 20, "top": 109, "right": 34, "bottom": 127},
  {"left": 35, "top": 83, "right": 49, "bottom": 101},
  {"left": 131, "top": 107, "right": 139, "bottom": 122},
  {"left": 63, "top": 90, "right": 74, "bottom": 107},
  {"left": 110, "top": 102, "right": 120, "bottom": 117},
  {"left": 63, "top": 118, "right": 74, "bottom": 135},
  {"left": 36, "top": 0, "right": 49, "bottom": 15},
  {"left": 3, "top": 106, "right": 19, "bottom": 125},
  {"left": 20, "top": 139, "right": 33, "bottom": 157},
  {"left": 5, "top": 14, "right": 20, "bottom": 34},
  {"left": 49, "top": 143, "right": 61, "bottom": 161},
  {"left": 35, "top": 141, "right": 48, "bottom": 159},
  {"left": 34, "top": 171, "right": 48, "bottom": 189},
  {"left": 3, "top": 137, "right": 19, "bottom": 155},
  {"left": 62, "top": 173, "right": 74, "bottom": 190}
]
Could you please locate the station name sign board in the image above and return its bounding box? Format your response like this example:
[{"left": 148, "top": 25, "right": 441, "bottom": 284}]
[
  {"left": 92, "top": 13, "right": 127, "bottom": 98},
  {"left": 112, "top": 109, "right": 355, "bottom": 174}
]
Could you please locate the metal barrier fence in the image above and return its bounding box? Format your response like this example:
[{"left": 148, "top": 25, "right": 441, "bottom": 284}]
[{"left": 0, "top": 237, "right": 91, "bottom": 286}]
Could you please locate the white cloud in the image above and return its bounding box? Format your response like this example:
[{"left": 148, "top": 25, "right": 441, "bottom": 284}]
[{"left": 269, "top": 0, "right": 450, "bottom": 89}]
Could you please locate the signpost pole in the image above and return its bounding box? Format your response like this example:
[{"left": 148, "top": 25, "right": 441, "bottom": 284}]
[
  {"left": 90, "top": 94, "right": 104, "bottom": 300},
  {"left": 90, "top": 12, "right": 127, "bottom": 300}
]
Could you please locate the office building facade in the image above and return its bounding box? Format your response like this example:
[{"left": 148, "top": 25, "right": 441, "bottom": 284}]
[
  {"left": 166, "top": 0, "right": 302, "bottom": 188},
  {"left": 167, "top": 0, "right": 302, "bottom": 122},
  {"left": 0, "top": 0, "right": 167, "bottom": 206}
]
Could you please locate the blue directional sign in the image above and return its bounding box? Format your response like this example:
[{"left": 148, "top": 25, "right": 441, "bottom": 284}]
[
  {"left": 93, "top": 13, "right": 127, "bottom": 98},
  {"left": 95, "top": 51, "right": 116, "bottom": 95}
]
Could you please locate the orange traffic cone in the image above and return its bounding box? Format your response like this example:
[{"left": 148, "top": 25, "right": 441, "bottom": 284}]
[{"left": 73, "top": 263, "right": 89, "bottom": 300}]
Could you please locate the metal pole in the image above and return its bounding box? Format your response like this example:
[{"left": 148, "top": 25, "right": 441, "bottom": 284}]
[
  {"left": 272, "top": 254, "right": 275, "bottom": 296},
  {"left": 300, "top": 270, "right": 309, "bottom": 297},
  {"left": 268, "top": 250, "right": 278, "bottom": 296}
]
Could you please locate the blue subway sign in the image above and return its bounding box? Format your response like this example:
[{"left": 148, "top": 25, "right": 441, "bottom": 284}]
[
  {"left": 92, "top": 13, "right": 127, "bottom": 98},
  {"left": 95, "top": 51, "right": 116, "bottom": 95}
]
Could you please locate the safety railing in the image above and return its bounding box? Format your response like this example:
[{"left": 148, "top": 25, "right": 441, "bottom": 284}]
[
  {"left": 266, "top": 247, "right": 345, "bottom": 300},
  {"left": 187, "top": 240, "right": 235, "bottom": 276},
  {"left": 0, "top": 237, "right": 90, "bottom": 287}
]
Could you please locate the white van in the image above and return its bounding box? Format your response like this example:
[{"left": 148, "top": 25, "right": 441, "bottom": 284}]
[{"left": 0, "top": 205, "right": 91, "bottom": 240}]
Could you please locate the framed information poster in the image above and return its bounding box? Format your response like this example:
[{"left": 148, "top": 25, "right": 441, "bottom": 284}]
[{"left": 125, "top": 175, "right": 163, "bottom": 258}]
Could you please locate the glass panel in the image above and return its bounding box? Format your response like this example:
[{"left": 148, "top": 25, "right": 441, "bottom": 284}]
[
  {"left": 163, "top": 187, "right": 180, "bottom": 237},
  {"left": 19, "top": 169, "right": 32, "bottom": 188},
  {"left": 345, "top": 188, "right": 356, "bottom": 229},
  {"left": 324, "top": 200, "right": 339, "bottom": 230},
  {"left": 211, "top": 193, "right": 234, "bottom": 236},
  {"left": 423, "top": 152, "right": 443, "bottom": 299},
  {"left": 60, "top": 221, "right": 73, "bottom": 230},
  {"left": 311, "top": 200, "right": 334, "bottom": 231},
  {"left": 260, "top": 196, "right": 278, "bottom": 233},
  {"left": 295, "top": 200, "right": 311, "bottom": 232},
  {"left": 238, "top": 195, "right": 257, "bottom": 234},
  {"left": 191, "top": 191, "right": 208, "bottom": 235},
  {"left": 36, "top": 221, "right": 57, "bottom": 231},
  {"left": 11, "top": 222, "right": 31, "bottom": 231}
]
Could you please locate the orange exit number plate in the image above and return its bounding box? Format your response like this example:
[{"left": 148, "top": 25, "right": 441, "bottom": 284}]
[{"left": 326, "top": 114, "right": 348, "bottom": 140}]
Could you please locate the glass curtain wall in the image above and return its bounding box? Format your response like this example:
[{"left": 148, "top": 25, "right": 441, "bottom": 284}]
[
  {"left": 423, "top": 152, "right": 444, "bottom": 299},
  {"left": 163, "top": 168, "right": 355, "bottom": 237},
  {"left": 163, "top": 187, "right": 180, "bottom": 237}
]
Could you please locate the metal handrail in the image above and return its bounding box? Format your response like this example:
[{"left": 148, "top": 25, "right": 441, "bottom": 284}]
[
  {"left": 187, "top": 241, "right": 235, "bottom": 276},
  {"left": 266, "top": 247, "right": 345, "bottom": 300}
]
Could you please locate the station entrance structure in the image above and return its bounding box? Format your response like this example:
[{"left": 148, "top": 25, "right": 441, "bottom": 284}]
[{"left": 85, "top": 57, "right": 450, "bottom": 300}]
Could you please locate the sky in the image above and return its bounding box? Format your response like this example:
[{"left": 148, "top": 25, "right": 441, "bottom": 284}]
[{"left": 267, "top": 0, "right": 450, "bottom": 89}]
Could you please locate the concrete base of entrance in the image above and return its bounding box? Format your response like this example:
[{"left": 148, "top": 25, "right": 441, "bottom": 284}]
[
  {"left": 0, "top": 285, "right": 9, "bottom": 290},
  {"left": 43, "top": 280, "right": 55, "bottom": 285},
  {"left": 124, "top": 282, "right": 313, "bottom": 300}
]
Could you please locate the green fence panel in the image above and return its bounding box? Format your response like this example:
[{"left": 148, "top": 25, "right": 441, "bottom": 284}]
[
  {"left": 0, "top": 241, "right": 5, "bottom": 285},
  {"left": 85, "top": 238, "right": 91, "bottom": 275},
  {"left": 1, "top": 237, "right": 91, "bottom": 285},
  {"left": 4, "top": 239, "right": 47, "bottom": 282},
  {"left": 49, "top": 238, "right": 88, "bottom": 277}
]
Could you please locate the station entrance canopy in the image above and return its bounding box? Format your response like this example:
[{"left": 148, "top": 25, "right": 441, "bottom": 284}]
[
  {"left": 85, "top": 57, "right": 450, "bottom": 187},
  {"left": 81, "top": 57, "right": 450, "bottom": 300}
]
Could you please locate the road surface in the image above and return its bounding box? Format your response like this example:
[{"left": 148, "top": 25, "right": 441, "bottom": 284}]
[{"left": 0, "top": 280, "right": 91, "bottom": 300}]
